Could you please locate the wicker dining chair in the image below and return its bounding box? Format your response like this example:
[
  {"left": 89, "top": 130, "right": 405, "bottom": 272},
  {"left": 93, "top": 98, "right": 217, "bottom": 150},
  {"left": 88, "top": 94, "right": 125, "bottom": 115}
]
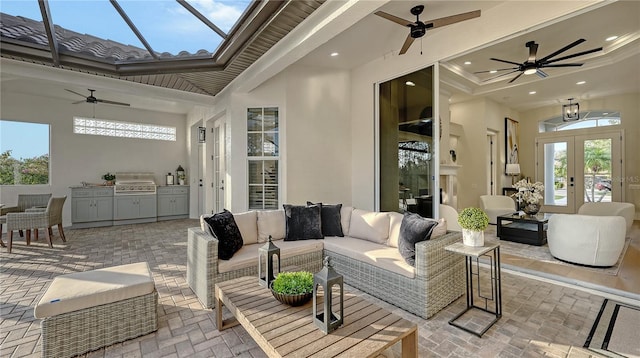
[
  {"left": 0, "top": 193, "right": 53, "bottom": 246},
  {"left": 5, "top": 196, "right": 67, "bottom": 253}
]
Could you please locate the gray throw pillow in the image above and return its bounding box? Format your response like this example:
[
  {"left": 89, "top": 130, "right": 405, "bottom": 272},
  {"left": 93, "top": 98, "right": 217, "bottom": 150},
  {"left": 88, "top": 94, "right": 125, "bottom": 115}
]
[
  {"left": 283, "top": 204, "right": 323, "bottom": 241},
  {"left": 307, "top": 201, "right": 344, "bottom": 237},
  {"left": 203, "top": 209, "right": 244, "bottom": 260},
  {"left": 398, "top": 212, "right": 438, "bottom": 266}
]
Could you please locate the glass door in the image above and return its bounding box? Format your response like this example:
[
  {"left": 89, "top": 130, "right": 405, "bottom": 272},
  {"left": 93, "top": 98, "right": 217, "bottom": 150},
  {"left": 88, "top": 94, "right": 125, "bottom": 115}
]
[
  {"left": 213, "top": 120, "right": 226, "bottom": 213},
  {"left": 537, "top": 131, "right": 622, "bottom": 213}
]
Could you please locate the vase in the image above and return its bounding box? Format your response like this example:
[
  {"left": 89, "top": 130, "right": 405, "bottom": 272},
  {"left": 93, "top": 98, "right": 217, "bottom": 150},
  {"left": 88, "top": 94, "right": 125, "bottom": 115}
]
[
  {"left": 462, "top": 229, "right": 484, "bottom": 247},
  {"left": 269, "top": 284, "right": 312, "bottom": 306},
  {"left": 523, "top": 202, "right": 541, "bottom": 216}
]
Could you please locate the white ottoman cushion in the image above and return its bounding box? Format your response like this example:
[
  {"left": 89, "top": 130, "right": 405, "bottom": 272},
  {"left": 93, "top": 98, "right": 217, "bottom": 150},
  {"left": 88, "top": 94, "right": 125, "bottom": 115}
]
[{"left": 34, "top": 262, "right": 155, "bottom": 319}]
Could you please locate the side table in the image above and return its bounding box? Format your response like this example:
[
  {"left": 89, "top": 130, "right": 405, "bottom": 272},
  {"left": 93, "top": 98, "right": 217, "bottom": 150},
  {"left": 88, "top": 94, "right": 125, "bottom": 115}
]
[{"left": 445, "top": 241, "right": 501, "bottom": 337}]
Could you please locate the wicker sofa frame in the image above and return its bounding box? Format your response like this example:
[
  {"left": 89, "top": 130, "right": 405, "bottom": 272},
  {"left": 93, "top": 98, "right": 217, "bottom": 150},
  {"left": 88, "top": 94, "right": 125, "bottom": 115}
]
[
  {"left": 40, "top": 291, "right": 158, "bottom": 358},
  {"left": 187, "top": 227, "right": 464, "bottom": 319}
]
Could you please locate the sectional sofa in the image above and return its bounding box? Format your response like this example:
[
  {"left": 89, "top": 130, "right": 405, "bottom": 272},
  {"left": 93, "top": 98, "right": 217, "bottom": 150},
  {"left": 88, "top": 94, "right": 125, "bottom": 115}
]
[{"left": 187, "top": 206, "right": 465, "bottom": 319}]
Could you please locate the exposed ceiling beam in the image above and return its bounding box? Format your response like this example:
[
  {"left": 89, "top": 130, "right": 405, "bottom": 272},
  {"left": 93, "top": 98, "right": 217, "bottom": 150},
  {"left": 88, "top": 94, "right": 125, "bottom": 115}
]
[
  {"left": 38, "top": 0, "right": 60, "bottom": 66},
  {"left": 177, "top": 0, "right": 227, "bottom": 39},
  {"left": 109, "top": 0, "right": 159, "bottom": 60}
]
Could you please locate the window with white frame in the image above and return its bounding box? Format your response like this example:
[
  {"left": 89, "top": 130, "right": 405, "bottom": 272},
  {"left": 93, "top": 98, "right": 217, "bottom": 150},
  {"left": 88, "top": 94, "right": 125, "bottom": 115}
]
[
  {"left": 0, "top": 120, "right": 50, "bottom": 185},
  {"left": 74, "top": 117, "right": 176, "bottom": 141},
  {"left": 247, "top": 107, "right": 279, "bottom": 209}
]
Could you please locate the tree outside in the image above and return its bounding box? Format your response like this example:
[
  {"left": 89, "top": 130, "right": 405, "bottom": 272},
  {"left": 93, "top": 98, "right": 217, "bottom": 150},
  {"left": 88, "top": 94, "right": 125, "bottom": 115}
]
[{"left": 0, "top": 150, "right": 49, "bottom": 185}]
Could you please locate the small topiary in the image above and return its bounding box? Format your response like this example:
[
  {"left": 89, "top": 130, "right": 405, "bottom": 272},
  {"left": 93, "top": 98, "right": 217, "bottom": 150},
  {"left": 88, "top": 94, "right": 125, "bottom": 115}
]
[
  {"left": 271, "top": 271, "right": 313, "bottom": 295},
  {"left": 457, "top": 207, "right": 489, "bottom": 232}
]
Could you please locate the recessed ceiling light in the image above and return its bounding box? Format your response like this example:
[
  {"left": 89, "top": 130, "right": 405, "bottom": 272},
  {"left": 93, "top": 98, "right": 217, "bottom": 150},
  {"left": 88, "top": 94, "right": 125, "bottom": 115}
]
[
  {"left": 464, "top": 61, "right": 471, "bottom": 65},
  {"left": 405, "top": 81, "right": 416, "bottom": 86},
  {"left": 606, "top": 36, "right": 618, "bottom": 41},
  {"left": 576, "top": 81, "right": 586, "bottom": 85},
  {"left": 489, "top": 70, "right": 498, "bottom": 74},
  {"left": 330, "top": 52, "right": 339, "bottom": 57},
  {"left": 529, "top": 91, "right": 537, "bottom": 95}
]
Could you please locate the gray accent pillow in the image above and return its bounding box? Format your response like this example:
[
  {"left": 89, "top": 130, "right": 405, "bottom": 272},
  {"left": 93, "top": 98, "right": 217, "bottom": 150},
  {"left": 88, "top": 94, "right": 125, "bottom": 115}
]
[
  {"left": 398, "top": 212, "right": 438, "bottom": 266},
  {"left": 203, "top": 209, "right": 244, "bottom": 260},
  {"left": 283, "top": 204, "right": 323, "bottom": 241},
  {"left": 307, "top": 202, "right": 344, "bottom": 237}
]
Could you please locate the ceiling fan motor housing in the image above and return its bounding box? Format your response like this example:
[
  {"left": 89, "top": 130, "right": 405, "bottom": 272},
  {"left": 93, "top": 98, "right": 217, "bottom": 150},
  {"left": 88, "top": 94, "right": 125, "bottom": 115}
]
[{"left": 410, "top": 24, "right": 426, "bottom": 38}]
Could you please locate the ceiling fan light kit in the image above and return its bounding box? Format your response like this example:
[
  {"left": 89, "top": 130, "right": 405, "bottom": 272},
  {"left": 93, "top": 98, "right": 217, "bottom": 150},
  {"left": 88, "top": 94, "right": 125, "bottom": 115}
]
[
  {"left": 375, "top": 5, "right": 480, "bottom": 55},
  {"left": 476, "top": 39, "right": 603, "bottom": 83}
]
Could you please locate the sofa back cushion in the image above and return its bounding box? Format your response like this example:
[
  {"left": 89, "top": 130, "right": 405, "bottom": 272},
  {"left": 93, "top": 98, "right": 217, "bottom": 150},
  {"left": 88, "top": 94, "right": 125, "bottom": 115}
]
[
  {"left": 388, "top": 212, "right": 404, "bottom": 248},
  {"left": 348, "top": 209, "right": 390, "bottom": 244},
  {"left": 341, "top": 206, "right": 353, "bottom": 236},
  {"left": 233, "top": 211, "right": 258, "bottom": 245},
  {"left": 257, "top": 210, "right": 286, "bottom": 242}
]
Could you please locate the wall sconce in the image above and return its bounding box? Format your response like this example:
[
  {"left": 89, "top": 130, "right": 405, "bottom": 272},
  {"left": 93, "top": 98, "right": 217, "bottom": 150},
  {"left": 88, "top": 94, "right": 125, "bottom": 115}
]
[
  {"left": 198, "top": 126, "right": 206, "bottom": 143},
  {"left": 562, "top": 98, "right": 580, "bottom": 122},
  {"left": 258, "top": 236, "right": 280, "bottom": 288},
  {"left": 313, "top": 257, "right": 344, "bottom": 334}
]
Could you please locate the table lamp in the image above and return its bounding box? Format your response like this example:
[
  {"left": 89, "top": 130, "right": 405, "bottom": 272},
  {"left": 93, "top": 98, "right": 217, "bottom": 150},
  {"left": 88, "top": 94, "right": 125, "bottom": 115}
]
[{"left": 506, "top": 163, "right": 521, "bottom": 186}]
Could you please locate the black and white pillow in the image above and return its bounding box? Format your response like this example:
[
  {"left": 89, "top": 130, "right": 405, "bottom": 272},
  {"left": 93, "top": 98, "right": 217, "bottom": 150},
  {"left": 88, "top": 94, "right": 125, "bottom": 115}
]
[
  {"left": 307, "top": 201, "right": 343, "bottom": 237},
  {"left": 203, "top": 209, "right": 244, "bottom": 260},
  {"left": 283, "top": 204, "right": 323, "bottom": 241},
  {"left": 398, "top": 212, "right": 438, "bottom": 266}
]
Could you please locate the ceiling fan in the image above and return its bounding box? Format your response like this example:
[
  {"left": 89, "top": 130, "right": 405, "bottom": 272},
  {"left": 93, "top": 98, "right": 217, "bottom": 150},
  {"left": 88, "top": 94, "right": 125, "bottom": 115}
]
[
  {"left": 375, "top": 5, "right": 481, "bottom": 55},
  {"left": 476, "top": 39, "right": 603, "bottom": 83},
  {"left": 65, "top": 89, "right": 130, "bottom": 106}
]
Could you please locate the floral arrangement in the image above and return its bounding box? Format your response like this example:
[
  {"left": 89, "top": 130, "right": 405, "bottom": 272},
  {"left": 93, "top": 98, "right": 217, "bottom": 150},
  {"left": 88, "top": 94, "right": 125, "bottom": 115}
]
[
  {"left": 457, "top": 207, "right": 489, "bottom": 232},
  {"left": 512, "top": 179, "right": 544, "bottom": 204}
]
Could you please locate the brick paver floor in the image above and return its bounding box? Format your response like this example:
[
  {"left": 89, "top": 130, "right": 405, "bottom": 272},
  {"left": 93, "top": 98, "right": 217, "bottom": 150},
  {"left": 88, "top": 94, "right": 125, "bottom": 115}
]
[{"left": 0, "top": 219, "right": 609, "bottom": 357}]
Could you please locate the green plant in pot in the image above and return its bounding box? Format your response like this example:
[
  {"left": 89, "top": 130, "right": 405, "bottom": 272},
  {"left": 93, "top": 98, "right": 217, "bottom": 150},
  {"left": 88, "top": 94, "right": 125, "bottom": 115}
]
[
  {"left": 102, "top": 172, "right": 116, "bottom": 186},
  {"left": 457, "top": 207, "right": 489, "bottom": 247},
  {"left": 270, "top": 271, "right": 313, "bottom": 306}
]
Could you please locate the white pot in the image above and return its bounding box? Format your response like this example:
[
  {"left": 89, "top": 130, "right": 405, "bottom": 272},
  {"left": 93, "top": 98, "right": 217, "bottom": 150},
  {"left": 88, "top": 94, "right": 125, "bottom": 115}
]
[{"left": 462, "top": 229, "right": 485, "bottom": 247}]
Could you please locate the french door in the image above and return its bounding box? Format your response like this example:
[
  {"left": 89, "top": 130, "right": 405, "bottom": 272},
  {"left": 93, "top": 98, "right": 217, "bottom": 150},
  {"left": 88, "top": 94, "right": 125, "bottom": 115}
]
[
  {"left": 212, "top": 120, "right": 226, "bottom": 213},
  {"left": 536, "top": 131, "right": 622, "bottom": 213}
]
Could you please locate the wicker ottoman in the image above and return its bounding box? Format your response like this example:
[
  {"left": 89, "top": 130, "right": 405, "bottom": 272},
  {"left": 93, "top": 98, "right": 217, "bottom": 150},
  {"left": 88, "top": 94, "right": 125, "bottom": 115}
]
[{"left": 34, "top": 262, "right": 158, "bottom": 358}]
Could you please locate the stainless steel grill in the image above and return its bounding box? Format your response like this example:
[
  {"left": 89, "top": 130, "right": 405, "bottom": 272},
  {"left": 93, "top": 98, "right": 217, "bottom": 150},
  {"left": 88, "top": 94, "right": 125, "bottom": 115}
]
[{"left": 114, "top": 172, "right": 157, "bottom": 195}]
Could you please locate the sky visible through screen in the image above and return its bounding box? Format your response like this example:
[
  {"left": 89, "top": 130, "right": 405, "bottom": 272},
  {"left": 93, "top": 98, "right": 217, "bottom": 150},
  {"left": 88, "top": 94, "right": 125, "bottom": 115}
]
[
  {"left": 0, "top": 0, "right": 251, "bottom": 55},
  {"left": 0, "top": 121, "right": 50, "bottom": 160}
]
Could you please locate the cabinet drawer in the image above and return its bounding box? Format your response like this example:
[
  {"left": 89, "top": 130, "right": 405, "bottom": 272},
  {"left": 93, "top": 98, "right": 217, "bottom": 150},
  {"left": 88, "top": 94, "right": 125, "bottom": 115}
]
[
  {"left": 172, "top": 187, "right": 189, "bottom": 195},
  {"left": 157, "top": 186, "right": 189, "bottom": 195},
  {"left": 94, "top": 188, "right": 114, "bottom": 197},
  {"left": 71, "top": 189, "right": 94, "bottom": 197}
]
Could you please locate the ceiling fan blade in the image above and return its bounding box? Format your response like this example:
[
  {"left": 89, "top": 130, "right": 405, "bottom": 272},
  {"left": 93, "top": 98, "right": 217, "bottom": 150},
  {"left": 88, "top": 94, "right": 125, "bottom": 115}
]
[
  {"left": 537, "top": 38, "right": 586, "bottom": 63},
  {"left": 72, "top": 100, "right": 86, "bottom": 104},
  {"left": 474, "top": 67, "right": 518, "bottom": 74},
  {"left": 490, "top": 58, "right": 522, "bottom": 66},
  {"left": 483, "top": 69, "right": 521, "bottom": 82},
  {"left": 399, "top": 33, "right": 415, "bottom": 55},
  {"left": 96, "top": 99, "right": 131, "bottom": 106},
  {"left": 536, "top": 69, "right": 548, "bottom": 78},
  {"left": 508, "top": 72, "right": 524, "bottom": 83},
  {"left": 428, "top": 10, "right": 480, "bottom": 29},
  {"left": 541, "top": 63, "right": 584, "bottom": 68},
  {"left": 65, "top": 89, "right": 87, "bottom": 98},
  {"left": 544, "top": 47, "right": 603, "bottom": 64},
  {"left": 527, "top": 42, "right": 538, "bottom": 62},
  {"left": 374, "top": 11, "right": 413, "bottom": 26}
]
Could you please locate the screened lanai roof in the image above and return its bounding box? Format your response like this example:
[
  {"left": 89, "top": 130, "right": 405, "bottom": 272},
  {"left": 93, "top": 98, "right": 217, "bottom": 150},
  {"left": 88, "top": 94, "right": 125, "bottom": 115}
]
[{"left": 0, "top": 0, "right": 325, "bottom": 96}]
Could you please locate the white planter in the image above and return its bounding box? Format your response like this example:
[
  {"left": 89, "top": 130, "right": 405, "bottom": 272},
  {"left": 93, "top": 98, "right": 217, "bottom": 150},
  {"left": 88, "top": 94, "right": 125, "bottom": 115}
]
[{"left": 462, "top": 229, "right": 484, "bottom": 247}]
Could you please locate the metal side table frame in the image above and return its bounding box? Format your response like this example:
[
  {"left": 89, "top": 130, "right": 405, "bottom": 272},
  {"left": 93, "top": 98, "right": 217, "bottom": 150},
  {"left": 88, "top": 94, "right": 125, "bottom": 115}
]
[{"left": 445, "top": 241, "right": 501, "bottom": 337}]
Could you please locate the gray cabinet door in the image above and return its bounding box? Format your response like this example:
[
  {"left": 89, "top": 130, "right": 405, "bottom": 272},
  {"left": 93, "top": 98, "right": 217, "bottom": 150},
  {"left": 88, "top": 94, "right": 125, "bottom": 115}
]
[
  {"left": 95, "top": 197, "right": 114, "bottom": 221},
  {"left": 157, "top": 195, "right": 174, "bottom": 216},
  {"left": 173, "top": 195, "right": 189, "bottom": 215},
  {"left": 72, "top": 198, "right": 95, "bottom": 223},
  {"left": 114, "top": 196, "right": 138, "bottom": 220},
  {"left": 138, "top": 196, "right": 157, "bottom": 218}
]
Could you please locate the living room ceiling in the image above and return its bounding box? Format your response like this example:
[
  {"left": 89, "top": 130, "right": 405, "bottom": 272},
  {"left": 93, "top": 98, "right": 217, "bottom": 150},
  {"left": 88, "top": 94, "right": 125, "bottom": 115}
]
[{"left": 297, "top": 1, "right": 639, "bottom": 112}]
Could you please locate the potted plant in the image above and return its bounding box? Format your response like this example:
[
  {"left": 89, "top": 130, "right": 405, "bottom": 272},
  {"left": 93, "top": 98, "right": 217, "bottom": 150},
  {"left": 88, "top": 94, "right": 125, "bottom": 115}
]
[
  {"left": 102, "top": 172, "right": 116, "bottom": 186},
  {"left": 269, "top": 271, "right": 313, "bottom": 306},
  {"left": 457, "top": 207, "right": 489, "bottom": 247}
]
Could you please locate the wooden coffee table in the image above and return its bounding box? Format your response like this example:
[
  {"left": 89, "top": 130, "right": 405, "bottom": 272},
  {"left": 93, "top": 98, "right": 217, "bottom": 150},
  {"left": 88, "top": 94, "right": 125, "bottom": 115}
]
[{"left": 215, "top": 276, "right": 418, "bottom": 358}]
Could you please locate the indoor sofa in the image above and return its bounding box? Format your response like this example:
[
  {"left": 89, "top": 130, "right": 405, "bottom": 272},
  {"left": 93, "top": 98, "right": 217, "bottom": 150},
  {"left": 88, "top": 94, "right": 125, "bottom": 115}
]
[{"left": 187, "top": 206, "right": 464, "bottom": 319}]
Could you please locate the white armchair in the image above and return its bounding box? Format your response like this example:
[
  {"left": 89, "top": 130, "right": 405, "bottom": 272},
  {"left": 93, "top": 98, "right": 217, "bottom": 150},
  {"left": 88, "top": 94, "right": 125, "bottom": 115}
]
[
  {"left": 578, "top": 202, "right": 635, "bottom": 235},
  {"left": 479, "top": 195, "right": 516, "bottom": 225},
  {"left": 547, "top": 214, "right": 625, "bottom": 267},
  {"left": 439, "top": 204, "right": 461, "bottom": 231}
]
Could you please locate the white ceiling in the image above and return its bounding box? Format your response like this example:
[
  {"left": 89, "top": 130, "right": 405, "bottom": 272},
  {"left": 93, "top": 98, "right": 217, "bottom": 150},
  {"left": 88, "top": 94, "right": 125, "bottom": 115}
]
[{"left": 298, "top": 0, "right": 640, "bottom": 112}]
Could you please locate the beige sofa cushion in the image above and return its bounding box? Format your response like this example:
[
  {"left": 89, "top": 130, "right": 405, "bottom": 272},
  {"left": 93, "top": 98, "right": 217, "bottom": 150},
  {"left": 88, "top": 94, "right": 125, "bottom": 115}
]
[
  {"left": 348, "top": 209, "right": 390, "bottom": 244},
  {"left": 233, "top": 211, "right": 258, "bottom": 245},
  {"left": 388, "top": 212, "right": 404, "bottom": 248},
  {"left": 34, "top": 262, "right": 155, "bottom": 319},
  {"left": 257, "top": 210, "right": 286, "bottom": 242},
  {"left": 324, "top": 236, "right": 414, "bottom": 278},
  {"left": 341, "top": 206, "right": 353, "bottom": 236},
  {"left": 218, "top": 240, "right": 323, "bottom": 273}
]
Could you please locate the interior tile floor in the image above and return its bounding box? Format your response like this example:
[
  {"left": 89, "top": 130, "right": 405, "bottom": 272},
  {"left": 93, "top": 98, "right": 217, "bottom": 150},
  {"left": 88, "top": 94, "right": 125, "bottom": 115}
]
[{"left": 1, "top": 219, "right": 637, "bottom": 357}]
